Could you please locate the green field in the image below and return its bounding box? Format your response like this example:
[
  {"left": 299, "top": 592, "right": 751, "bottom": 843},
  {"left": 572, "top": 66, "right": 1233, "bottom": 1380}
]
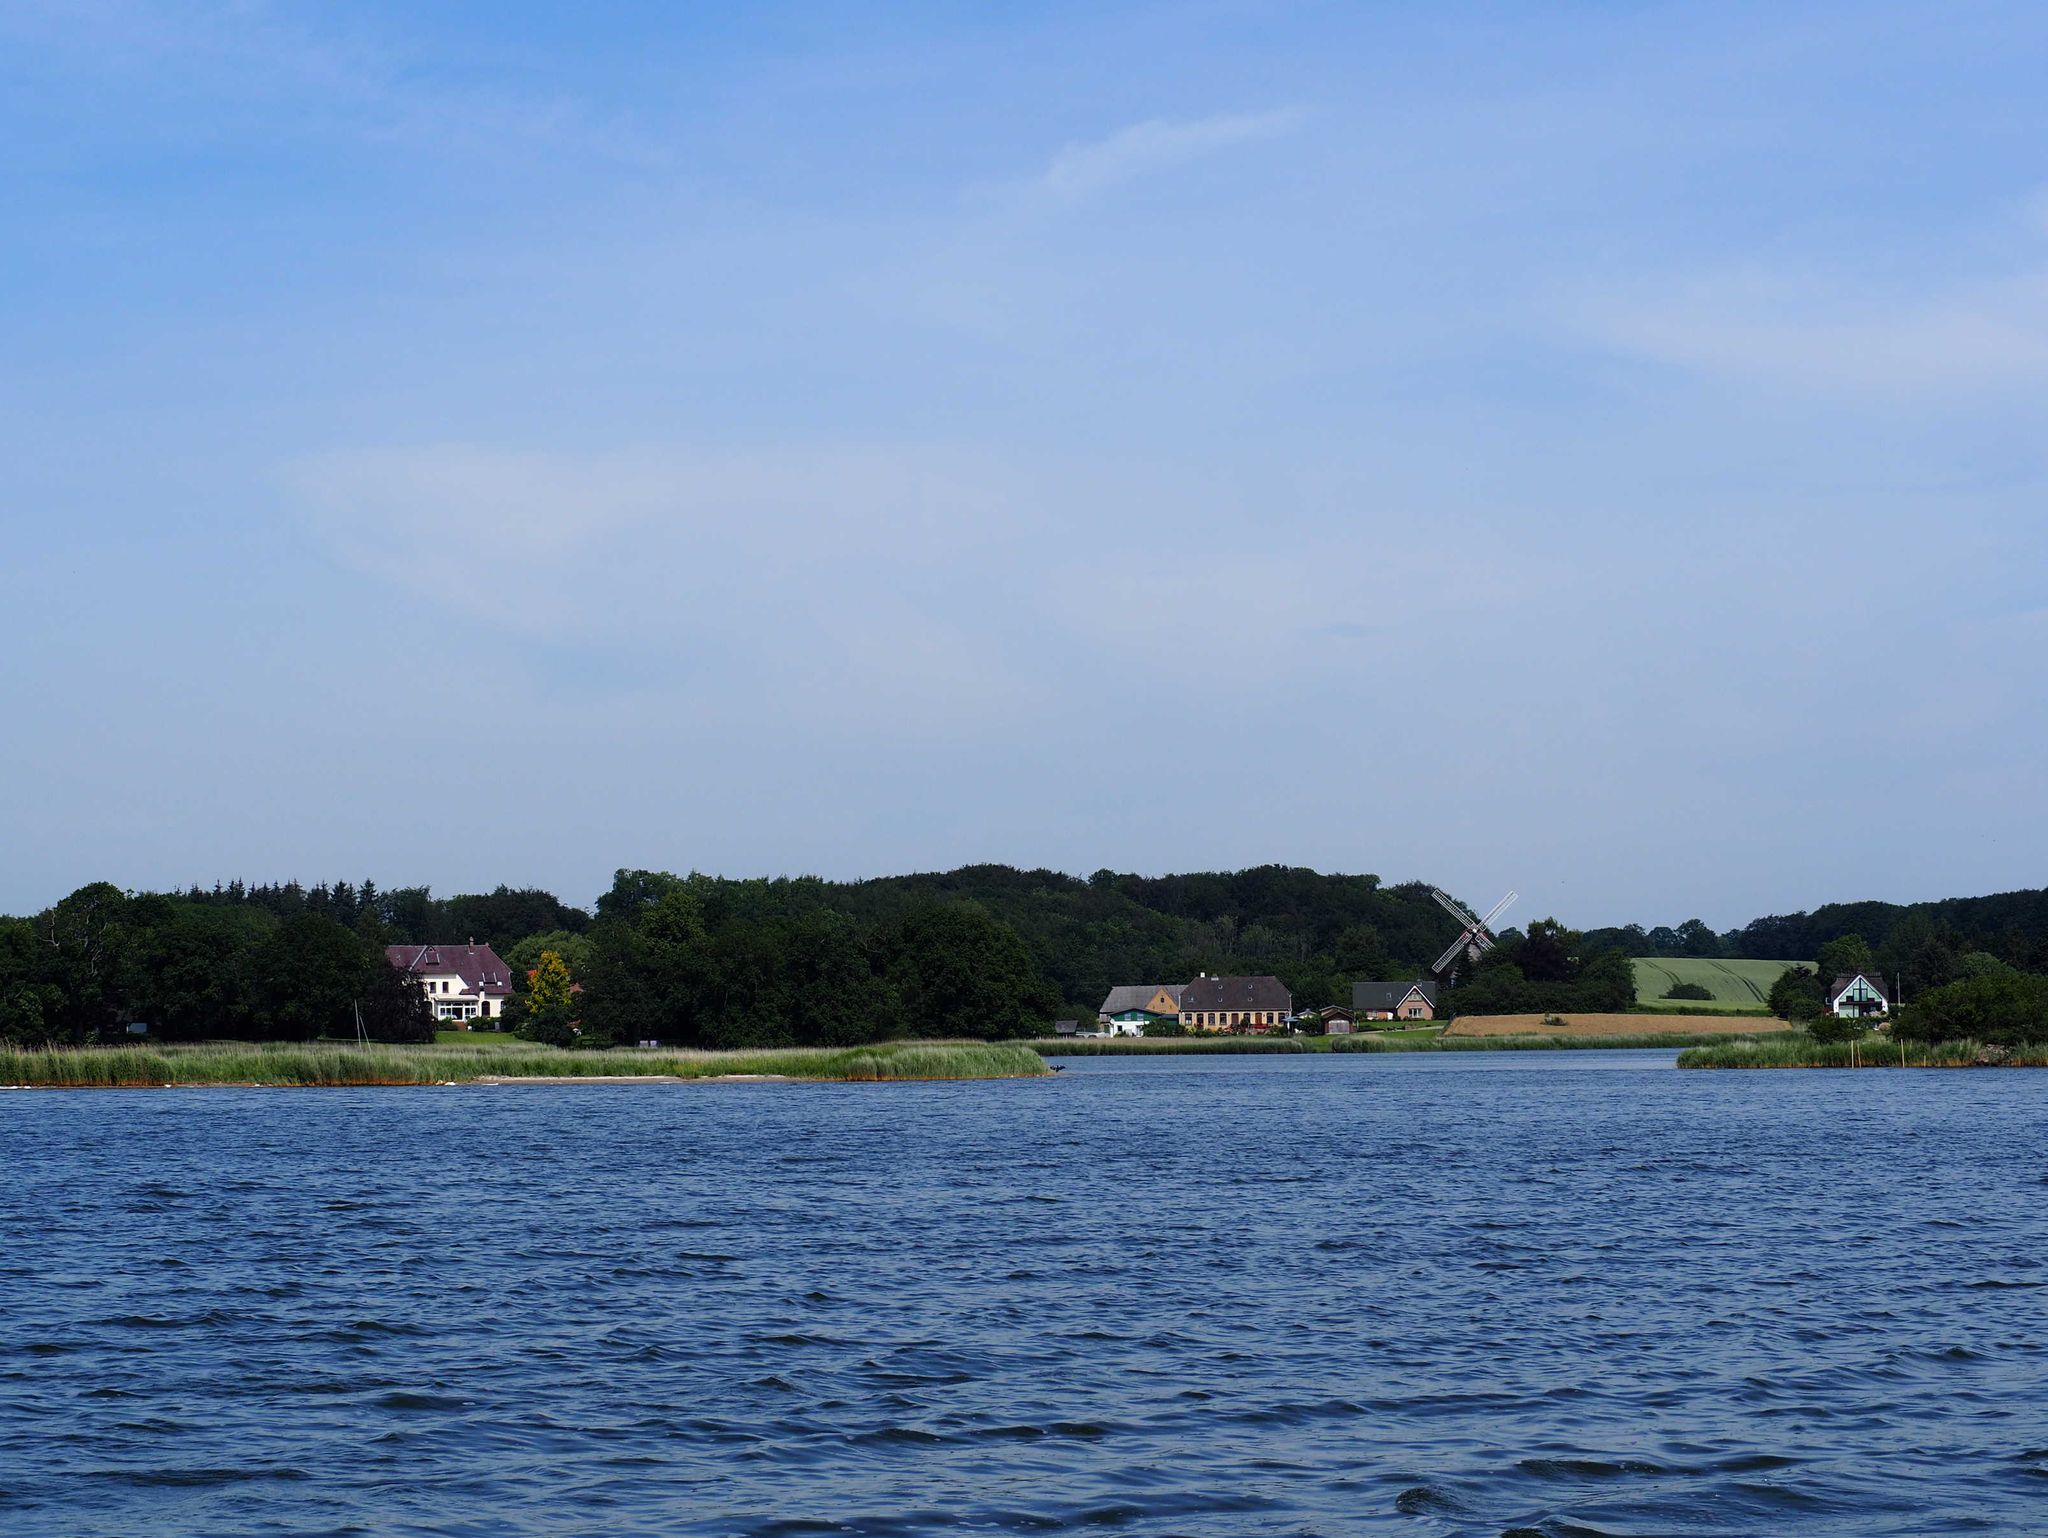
[{"left": 1633, "top": 957, "right": 1810, "bottom": 1011}]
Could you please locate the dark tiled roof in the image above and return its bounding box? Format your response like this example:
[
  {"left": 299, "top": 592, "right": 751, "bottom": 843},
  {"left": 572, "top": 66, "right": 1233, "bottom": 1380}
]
[
  {"left": 385, "top": 942, "right": 516, "bottom": 998},
  {"left": 1830, "top": 972, "right": 1887, "bottom": 999},
  {"left": 1180, "top": 975, "right": 1292, "bottom": 1013},
  {"left": 1352, "top": 980, "right": 1439, "bottom": 1012}
]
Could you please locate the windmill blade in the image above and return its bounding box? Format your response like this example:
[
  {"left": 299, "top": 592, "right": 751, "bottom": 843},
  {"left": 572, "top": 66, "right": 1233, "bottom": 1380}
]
[
  {"left": 1478, "top": 891, "right": 1519, "bottom": 931},
  {"left": 1432, "top": 888, "right": 1480, "bottom": 928},
  {"left": 1433, "top": 934, "right": 1471, "bottom": 975}
]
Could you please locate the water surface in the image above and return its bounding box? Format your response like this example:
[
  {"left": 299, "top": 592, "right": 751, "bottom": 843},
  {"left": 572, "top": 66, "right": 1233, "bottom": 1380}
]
[{"left": 3, "top": 1051, "right": 2044, "bottom": 1535}]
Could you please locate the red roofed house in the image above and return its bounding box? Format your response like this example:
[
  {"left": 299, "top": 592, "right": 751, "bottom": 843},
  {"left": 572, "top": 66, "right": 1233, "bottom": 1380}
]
[{"left": 385, "top": 942, "right": 515, "bottom": 1026}]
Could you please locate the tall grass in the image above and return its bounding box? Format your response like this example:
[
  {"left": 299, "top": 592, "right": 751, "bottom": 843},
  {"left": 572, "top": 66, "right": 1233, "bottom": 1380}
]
[
  {"left": 1339, "top": 1031, "right": 1809, "bottom": 1052},
  {"left": 1679, "top": 1037, "right": 2048, "bottom": 1070},
  {"left": 0, "top": 1040, "right": 1047, "bottom": 1088},
  {"left": 1027, "top": 1030, "right": 1809, "bottom": 1057}
]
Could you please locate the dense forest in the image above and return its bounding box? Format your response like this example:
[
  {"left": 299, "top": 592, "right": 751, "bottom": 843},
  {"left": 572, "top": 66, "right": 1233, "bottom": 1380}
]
[
  {"left": 0, "top": 866, "right": 1562, "bottom": 1048},
  {"left": 7, "top": 865, "right": 2045, "bottom": 1050}
]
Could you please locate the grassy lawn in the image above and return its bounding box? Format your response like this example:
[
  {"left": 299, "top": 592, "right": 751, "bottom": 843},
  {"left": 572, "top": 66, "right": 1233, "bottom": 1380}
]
[{"left": 434, "top": 1030, "right": 521, "bottom": 1047}]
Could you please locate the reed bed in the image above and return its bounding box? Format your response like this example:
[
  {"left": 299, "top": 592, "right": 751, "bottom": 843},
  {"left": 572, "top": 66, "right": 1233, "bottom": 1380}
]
[
  {"left": 1028, "top": 1030, "right": 1809, "bottom": 1057},
  {"left": 1336, "top": 1030, "right": 1810, "bottom": 1053},
  {"left": 1678, "top": 1037, "right": 2048, "bottom": 1070},
  {"left": 0, "top": 1039, "right": 1047, "bottom": 1088}
]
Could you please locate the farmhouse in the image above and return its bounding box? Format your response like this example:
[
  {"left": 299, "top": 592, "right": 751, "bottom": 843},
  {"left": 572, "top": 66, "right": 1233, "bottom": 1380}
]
[
  {"left": 1098, "top": 984, "right": 1185, "bottom": 1036},
  {"left": 385, "top": 942, "right": 515, "bottom": 1025},
  {"left": 1828, "top": 971, "right": 1890, "bottom": 1020},
  {"left": 1179, "top": 974, "right": 1292, "bottom": 1033},
  {"left": 1353, "top": 980, "right": 1439, "bottom": 1022}
]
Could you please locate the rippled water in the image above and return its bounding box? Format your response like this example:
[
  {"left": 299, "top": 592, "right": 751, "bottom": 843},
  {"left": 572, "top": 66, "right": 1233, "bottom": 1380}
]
[{"left": 4, "top": 1050, "right": 2046, "bottom": 1536}]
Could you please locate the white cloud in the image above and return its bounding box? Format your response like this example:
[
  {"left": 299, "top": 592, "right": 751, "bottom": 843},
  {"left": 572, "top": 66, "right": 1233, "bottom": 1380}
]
[
  {"left": 285, "top": 441, "right": 1065, "bottom": 731},
  {"left": 0, "top": 0, "right": 662, "bottom": 168},
  {"left": 1580, "top": 264, "right": 2048, "bottom": 396},
  {"left": 1032, "top": 108, "right": 1306, "bottom": 200},
  {"left": 288, "top": 441, "right": 1026, "bottom": 637}
]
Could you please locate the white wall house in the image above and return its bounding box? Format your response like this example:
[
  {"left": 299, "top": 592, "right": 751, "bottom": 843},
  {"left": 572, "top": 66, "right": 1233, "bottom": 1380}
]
[
  {"left": 1828, "top": 971, "right": 1890, "bottom": 1020},
  {"left": 385, "top": 942, "right": 516, "bottom": 1024}
]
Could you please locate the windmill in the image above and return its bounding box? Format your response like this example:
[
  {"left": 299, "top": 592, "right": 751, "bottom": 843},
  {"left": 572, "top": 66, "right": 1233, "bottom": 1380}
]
[{"left": 1431, "top": 888, "right": 1518, "bottom": 984}]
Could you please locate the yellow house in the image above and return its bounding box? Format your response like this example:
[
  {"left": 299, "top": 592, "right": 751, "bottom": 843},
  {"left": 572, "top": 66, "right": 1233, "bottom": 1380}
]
[{"left": 1098, "top": 984, "right": 1185, "bottom": 1035}]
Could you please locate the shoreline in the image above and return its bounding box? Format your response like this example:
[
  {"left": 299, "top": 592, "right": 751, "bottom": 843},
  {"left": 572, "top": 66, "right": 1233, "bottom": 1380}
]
[
  {"left": 1031, "top": 1027, "right": 1808, "bottom": 1056},
  {"left": 0, "top": 1039, "right": 1049, "bottom": 1090},
  {"left": 1678, "top": 1037, "right": 2048, "bottom": 1070}
]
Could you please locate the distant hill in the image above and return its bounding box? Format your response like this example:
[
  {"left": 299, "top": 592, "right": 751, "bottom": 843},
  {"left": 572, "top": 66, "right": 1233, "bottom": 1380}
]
[
  {"left": 1724, "top": 890, "right": 2048, "bottom": 970},
  {"left": 1633, "top": 957, "right": 1809, "bottom": 1011},
  {"left": 815, "top": 865, "right": 1467, "bottom": 1012},
  {"left": 1589, "top": 886, "right": 2048, "bottom": 981}
]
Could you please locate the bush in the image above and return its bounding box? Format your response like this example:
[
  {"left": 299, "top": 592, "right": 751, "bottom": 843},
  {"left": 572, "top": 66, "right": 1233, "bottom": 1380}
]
[
  {"left": 1896, "top": 973, "right": 2048, "bottom": 1046},
  {"left": 1806, "top": 1013, "right": 1861, "bottom": 1045},
  {"left": 1662, "top": 981, "right": 1714, "bottom": 1001},
  {"left": 1767, "top": 965, "right": 1825, "bottom": 1021}
]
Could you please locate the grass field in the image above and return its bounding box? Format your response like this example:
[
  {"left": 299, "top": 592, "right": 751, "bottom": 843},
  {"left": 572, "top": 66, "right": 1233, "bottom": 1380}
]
[
  {"left": 1631, "top": 957, "right": 1809, "bottom": 1011},
  {"left": 0, "top": 1040, "right": 1048, "bottom": 1088}
]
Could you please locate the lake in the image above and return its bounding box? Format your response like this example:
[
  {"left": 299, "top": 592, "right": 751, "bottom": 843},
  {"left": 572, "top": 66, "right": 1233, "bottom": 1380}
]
[{"left": 3, "top": 1050, "right": 2044, "bottom": 1535}]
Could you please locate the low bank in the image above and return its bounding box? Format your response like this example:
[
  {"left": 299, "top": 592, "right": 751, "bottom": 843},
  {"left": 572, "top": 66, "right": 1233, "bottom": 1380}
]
[
  {"left": 1029, "top": 1029, "right": 1809, "bottom": 1056},
  {"left": 1679, "top": 1037, "right": 2048, "bottom": 1069},
  {"left": 0, "top": 1040, "right": 1048, "bottom": 1088}
]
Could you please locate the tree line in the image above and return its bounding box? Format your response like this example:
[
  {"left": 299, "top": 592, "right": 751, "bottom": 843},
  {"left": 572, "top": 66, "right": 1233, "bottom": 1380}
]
[
  {"left": 1587, "top": 887, "right": 2048, "bottom": 979},
  {"left": 0, "top": 872, "right": 1062, "bottom": 1049},
  {"left": 0, "top": 884, "right": 438, "bottom": 1046},
  {"left": 19, "top": 865, "right": 2043, "bottom": 1050},
  {"left": 1, "top": 866, "right": 1645, "bottom": 1048}
]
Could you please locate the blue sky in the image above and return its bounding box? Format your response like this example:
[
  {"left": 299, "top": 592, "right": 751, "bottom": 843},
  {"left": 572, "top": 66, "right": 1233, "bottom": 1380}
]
[{"left": 4, "top": 1, "right": 2046, "bottom": 927}]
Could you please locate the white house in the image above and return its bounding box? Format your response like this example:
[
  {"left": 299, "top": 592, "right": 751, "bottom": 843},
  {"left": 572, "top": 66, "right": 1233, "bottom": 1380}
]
[
  {"left": 1828, "top": 971, "right": 1890, "bottom": 1021},
  {"left": 384, "top": 942, "right": 516, "bottom": 1024}
]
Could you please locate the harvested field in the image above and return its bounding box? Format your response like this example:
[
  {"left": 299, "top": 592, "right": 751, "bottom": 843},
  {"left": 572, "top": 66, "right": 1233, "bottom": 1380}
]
[{"left": 1444, "top": 1012, "right": 1775, "bottom": 1038}]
